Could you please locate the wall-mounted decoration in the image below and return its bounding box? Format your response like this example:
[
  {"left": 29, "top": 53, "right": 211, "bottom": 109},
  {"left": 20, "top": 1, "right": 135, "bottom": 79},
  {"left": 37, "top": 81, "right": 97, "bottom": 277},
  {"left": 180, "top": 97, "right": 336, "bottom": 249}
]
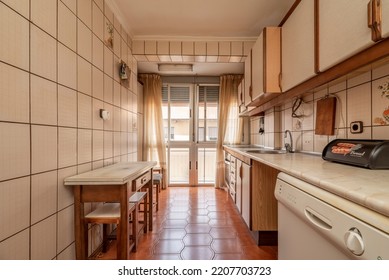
[
  {"left": 373, "top": 78, "right": 389, "bottom": 125},
  {"left": 119, "top": 61, "right": 128, "bottom": 80},
  {"left": 106, "top": 22, "right": 114, "bottom": 49}
]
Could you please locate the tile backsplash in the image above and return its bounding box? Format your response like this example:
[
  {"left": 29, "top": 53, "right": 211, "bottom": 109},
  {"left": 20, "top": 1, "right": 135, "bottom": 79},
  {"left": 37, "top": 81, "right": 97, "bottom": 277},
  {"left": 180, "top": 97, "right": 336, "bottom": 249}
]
[
  {"left": 250, "top": 61, "right": 389, "bottom": 152},
  {"left": 0, "top": 0, "right": 141, "bottom": 259}
]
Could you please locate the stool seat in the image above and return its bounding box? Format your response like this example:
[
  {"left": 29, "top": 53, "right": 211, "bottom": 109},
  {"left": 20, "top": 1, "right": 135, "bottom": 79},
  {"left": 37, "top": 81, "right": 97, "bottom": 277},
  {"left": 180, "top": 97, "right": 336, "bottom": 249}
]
[
  {"left": 129, "top": 191, "right": 147, "bottom": 202},
  {"left": 152, "top": 173, "right": 162, "bottom": 184},
  {"left": 85, "top": 203, "right": 120, "bottom": 221},
  {"left": 84, "top": 202, "right": 136, "bottom": 259}
]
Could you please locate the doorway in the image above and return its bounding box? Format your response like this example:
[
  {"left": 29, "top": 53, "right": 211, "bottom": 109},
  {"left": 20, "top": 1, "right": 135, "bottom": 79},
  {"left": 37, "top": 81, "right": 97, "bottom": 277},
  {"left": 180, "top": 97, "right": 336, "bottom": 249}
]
[{"left": 162, "top": 84, "right": 219, "bottom": 187}]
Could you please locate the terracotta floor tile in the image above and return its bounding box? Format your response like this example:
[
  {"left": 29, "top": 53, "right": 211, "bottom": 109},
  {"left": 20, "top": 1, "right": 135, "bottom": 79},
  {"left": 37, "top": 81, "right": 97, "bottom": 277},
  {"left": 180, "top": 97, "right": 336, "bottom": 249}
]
[
  {"left": 183, "top": 233, "right": 213, "bottom": 246},
  {"left": 211, "top": 239, "right": 243, "bottom": 254},
  {"left": 153, "top": 240, "right": 184, "bottom": 254},
  {"left": 185, "top": 223, "right": 212, "bottom": 233},
  {"left": 97, "top": 187, "right": 277, "bottom": 260},
  {"left": 181, "top": 246, "right": 214, "bottom": 260},
  {"left": 186, "top": 215, "right": 210, "bottom": 224},
  {"left": 159, "top": 229, "right": 187, "bottom": 240}
]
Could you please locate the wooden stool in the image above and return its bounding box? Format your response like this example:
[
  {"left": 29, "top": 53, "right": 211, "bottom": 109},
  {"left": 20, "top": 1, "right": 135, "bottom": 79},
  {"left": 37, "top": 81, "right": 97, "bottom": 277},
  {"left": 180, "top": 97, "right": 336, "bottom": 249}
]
[
  {"left": 129, "top": 191, "right": 148, "bottom": 251},
  {"left": 84, "top": 202, "right": 136, "bottom": 259},
  {"left": 152, "top": 173, "right": 162, "bottom": 211}
]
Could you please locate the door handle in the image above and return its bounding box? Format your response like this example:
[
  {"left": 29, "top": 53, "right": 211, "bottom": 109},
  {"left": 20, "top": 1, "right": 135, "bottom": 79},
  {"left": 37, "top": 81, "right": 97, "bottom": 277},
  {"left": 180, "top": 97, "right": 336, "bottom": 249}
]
[{"left": 368, "top": 0, "right": 382, "bottom": 42}]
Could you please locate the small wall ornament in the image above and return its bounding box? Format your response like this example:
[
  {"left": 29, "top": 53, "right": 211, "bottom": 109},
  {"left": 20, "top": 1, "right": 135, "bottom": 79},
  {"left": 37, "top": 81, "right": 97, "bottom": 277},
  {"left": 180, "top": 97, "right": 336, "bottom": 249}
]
[
  {"left": 106, "top": 22, "right": 114, "bottom": 48},
  {"left": 374, "top": 78, "right": 389, "bottom": 125}
]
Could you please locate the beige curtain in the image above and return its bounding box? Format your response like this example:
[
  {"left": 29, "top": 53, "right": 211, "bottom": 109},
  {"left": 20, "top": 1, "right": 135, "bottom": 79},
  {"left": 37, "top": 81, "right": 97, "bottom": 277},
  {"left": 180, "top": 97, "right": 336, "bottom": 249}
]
[
  {"left": 215, "top": 74, "right": 243, "bottom": 188},
  {"left": 139, "top": 74, "right": 167, "bottom": 188}
]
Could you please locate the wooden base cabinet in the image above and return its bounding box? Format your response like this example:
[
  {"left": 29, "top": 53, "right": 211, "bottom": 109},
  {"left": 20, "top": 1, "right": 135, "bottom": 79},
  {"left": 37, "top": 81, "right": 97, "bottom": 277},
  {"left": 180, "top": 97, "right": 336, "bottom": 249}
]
[{"left": 251, "top": 161, "right": 279, "bottom": 232}]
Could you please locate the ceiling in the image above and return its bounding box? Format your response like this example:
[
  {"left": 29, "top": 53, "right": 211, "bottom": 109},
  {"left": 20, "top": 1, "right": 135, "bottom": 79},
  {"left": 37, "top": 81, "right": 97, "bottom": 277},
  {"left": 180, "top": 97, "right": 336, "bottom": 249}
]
[{"left": 111, "top": 0, "right": 295, "bottom": 76}]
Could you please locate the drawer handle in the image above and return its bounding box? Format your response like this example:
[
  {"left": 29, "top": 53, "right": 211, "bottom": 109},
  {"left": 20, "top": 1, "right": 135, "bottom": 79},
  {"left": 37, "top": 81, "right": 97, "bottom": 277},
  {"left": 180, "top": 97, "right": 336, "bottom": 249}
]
[{"left": 141, "top": 177, "right": 147, "bottom": 184}]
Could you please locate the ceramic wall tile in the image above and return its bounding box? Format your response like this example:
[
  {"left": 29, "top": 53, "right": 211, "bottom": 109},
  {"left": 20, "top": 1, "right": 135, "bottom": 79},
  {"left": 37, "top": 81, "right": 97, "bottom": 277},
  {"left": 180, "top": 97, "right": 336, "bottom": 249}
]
[
  {"left": 113, "top": 55, "right": 121, "bottom": 82},
  {"left": 58, "top": 86, "right": 77, "bottom": 127},
  {"left": 78, "top": 129, "right": 92, "bottom": 164},
  {"left": 121, "top": 109, "right": 128, "bottom": 132},
  {"left": 58, "top": 127, "right": 77, "bottom": 168},
  {"left": 92, "top": 2, "right": 104, "bottom": 40},
  {"left": 0, "top": 177, "right": 30, "bottom": 241},
  {"left": 77, "top": 0, "right": 92, "bottom": 28},
  {"left": 77, "top": 56, "right": 92, "bottom": 96},
  {"left": 372, "top": 77, "right": 389, "bottom": 127},
  {"left": 121, "top": 132, "right": 128, "bottom": 155},
  {"left": 92, "top": 66, "right": 104, "bottom": 100},
  {"left": 347, "top": 71, "right": 371, "bottom": 88},
  {"left": 372, "top": 126, "right": 389, "bottom": 140},
  {"left": 93, "top": 130, "right": 104, "bottom": 161},
  {"left": 104, "top": 74, "right": 113, "bottom": 104},
  {"left": 114, "top": 131, "right": 121, "bottom": 156},
  {"left": 30, "top": 0, "right": 57, "bottom": 37},
  {"left": 0, "top": 62, "right": 29, "bottom": 123},
  {"left": 31, "top": 215, "right": 57, "bottom": 260},
  {"left": 2, "top": 0, "right": 29, "bottom": 19},
  {"left": 92, "top": 98, "right": 104, "bottom": 129},
  {"left": 103, "top": 103, "right": 113, "bottom": 131},
  {"left": 0, "top": 123, "right": 30, "bottom": 181},
  {"left": 78, "top": 93, "right": 92, "bottom": 129},
  {"left": 373, "top": 61, "right": 389, "bottom": 80},
  {"left": 113, "top": 106, "right": 121, "bottom": 132},
  {"left": 31, "top": 125, "right": 57, "bottom": 174},
  {"left": 0, "top": 229, "right": 29, "bottom": 260},
  {"left": 113, "top": 81, "right": 121, "bottom": 107},
  {"left": 104, "top": 131, "right": 113, "bottom": 159},
  {"left": 78, "top": 162, "right": 92, "bottom": 174},
  {"left": 58, "top": 43, "right": 77, "bottom": 89},
  {"left": 314, "top": 134, "right": 329, "bottom": 153},
  {"left": 0, "top": 4, "right": 29, "bottom": 70},
  {"left": 30, "top": 24, "right": 57, "bottom": 81},
  {"left": 92, "top": 34, "right": 104, "bottom": 70},
  {"left": 58, "top": 166, "right": 77, "bottom": 211},
  {"left": 77, "top": 20, "right": 92, "bottom": 62},
  {"left": 121, "top": 87, "right": 128, "bottom": 110},
  {"left": 31, "top": 171, "right": 57, "bottom": 224},
  {"left": 30, "top": 75, "right": 57, "bottom": 125},
  {"left": 56, "top": 243, "right": 75, "bottom": 260},
  {"left": 61, "top": 0, "right": 76, "bottom": 13},
  {"left": 57, "top": 206, "right": 74, "bottom": 253},
  {"left": 104, "top": 46, "right": 114, "bottom": 77},
  {"left": 347, "top": 83, "right": 372, "bottom": 128},
  {"left": 58, "top": 1, "right": 76, "bottom": 51}
]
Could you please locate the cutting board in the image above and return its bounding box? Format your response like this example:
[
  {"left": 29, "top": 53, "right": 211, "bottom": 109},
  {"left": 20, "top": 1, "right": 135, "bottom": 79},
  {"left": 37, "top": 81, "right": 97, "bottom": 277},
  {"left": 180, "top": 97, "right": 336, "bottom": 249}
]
[{"left": 315, "top": 97, "right": 337, "bottom": 135}]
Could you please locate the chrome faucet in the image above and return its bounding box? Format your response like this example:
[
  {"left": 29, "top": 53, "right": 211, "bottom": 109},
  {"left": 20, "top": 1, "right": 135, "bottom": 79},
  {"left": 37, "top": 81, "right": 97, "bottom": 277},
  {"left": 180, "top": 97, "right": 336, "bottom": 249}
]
[{"left": 284, "top": 130, "right": 293, "bottom": 153}]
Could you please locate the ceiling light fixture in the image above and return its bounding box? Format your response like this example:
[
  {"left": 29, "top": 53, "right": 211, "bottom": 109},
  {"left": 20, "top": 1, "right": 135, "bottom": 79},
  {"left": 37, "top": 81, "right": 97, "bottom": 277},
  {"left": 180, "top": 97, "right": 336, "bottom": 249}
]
[{"left": 158, "top": 63, "right": 193, "bottom": 72}]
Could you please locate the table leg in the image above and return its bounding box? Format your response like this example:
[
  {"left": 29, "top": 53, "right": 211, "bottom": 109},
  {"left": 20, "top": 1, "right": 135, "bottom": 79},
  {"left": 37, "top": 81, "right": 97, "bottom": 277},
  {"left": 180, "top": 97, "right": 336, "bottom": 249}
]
[
  {"left": 74, "top": 185, "right": 86, "bottom": 259},
  {"left": 148, "top": 180, "right": 153, "bottom": 231},
  {"left": 119, "top": 184, "right": 129, "bottom": 260}
]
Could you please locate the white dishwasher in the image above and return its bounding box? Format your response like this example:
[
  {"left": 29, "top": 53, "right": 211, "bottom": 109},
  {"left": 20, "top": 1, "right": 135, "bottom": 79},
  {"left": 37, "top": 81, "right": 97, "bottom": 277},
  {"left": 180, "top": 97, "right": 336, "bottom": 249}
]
[{"left": 275, "top": 172, "right": 389, "bottom": 260}]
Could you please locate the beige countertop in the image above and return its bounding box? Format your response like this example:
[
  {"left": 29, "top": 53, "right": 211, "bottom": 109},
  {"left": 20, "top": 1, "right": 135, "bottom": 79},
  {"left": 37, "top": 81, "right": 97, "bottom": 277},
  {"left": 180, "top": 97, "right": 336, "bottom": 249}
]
[
  {"left": 64, "top": 161, "right": 157, "bottom": 185},
  {"left": 224, "top": 145, "right": 389, "bottom": 220}
]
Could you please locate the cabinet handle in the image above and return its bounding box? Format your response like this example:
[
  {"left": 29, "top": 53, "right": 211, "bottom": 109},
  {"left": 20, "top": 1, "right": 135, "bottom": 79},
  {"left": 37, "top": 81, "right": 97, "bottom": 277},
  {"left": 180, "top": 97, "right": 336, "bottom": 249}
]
[
  {"left": 249, "top": 86, "right": 253, "bottom": 100},
  {"left": 239, "top": 165, "right": 243, "bottom": 179},
  {"left": 368, "top": 0, "right": 382, "bottom": 42},
  {"left": 278, "top": 72, "right": 282, "bottom": 92}
]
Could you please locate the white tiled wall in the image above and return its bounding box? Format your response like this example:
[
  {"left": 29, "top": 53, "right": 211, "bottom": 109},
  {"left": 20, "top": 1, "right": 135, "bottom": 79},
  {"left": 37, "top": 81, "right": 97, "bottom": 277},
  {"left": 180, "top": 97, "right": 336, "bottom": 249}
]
[
  {"left": 250, "top": 62, "right": 389, "bottom": 152},
  {"left": 0, "top": 0, "right": 141, "bottom": 259}
]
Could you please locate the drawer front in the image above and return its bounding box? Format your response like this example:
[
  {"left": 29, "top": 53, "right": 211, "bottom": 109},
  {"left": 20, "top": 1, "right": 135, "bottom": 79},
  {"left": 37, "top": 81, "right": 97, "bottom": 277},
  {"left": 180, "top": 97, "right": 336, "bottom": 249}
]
[{"left": 132, "top": 170, "right": 151, "bottom": 191}]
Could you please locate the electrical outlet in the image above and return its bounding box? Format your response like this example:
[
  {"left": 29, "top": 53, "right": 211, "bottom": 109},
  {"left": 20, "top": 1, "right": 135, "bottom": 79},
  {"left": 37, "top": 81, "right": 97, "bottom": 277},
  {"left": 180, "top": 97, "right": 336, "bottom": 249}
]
[{"left": 350, "top": 121, "right": 363, "bottom": 134}]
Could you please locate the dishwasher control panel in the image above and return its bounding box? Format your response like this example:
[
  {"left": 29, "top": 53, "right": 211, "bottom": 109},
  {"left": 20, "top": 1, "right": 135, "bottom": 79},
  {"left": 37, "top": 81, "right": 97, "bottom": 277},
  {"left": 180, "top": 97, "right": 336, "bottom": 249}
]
[{"left": 275, "top": 172, "right": 389, "bottom": 260}]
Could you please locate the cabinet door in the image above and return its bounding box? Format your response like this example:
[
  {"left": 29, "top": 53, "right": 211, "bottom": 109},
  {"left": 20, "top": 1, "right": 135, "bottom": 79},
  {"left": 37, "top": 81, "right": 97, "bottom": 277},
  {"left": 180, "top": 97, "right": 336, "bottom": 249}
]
[
  {"left": 236, "top": 160, "right": 242, "bottom": 213},
  {"left": 251, "top": 33, "right": 264, "bottom": 101},
  {"left": 244, "top": 51, "right": 252, "bottom": 107},
  {"left": 241, "top": 162, "right": 251, "bottom": 228},
  {"left": 318, "top": 0, "right": 374, "bottom": 72},
  {"left": 282, "top": 0, "right": 316, "bottom": 91},
  {"left": 383, "top": 0, "right": 389, "bottom": 38}
]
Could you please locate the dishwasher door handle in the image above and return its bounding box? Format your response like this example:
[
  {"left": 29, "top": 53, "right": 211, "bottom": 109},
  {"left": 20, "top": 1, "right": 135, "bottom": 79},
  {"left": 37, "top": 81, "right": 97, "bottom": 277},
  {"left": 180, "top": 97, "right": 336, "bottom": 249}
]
[{"left": 305, "top": 207, "right": 333, "bottom": 230}]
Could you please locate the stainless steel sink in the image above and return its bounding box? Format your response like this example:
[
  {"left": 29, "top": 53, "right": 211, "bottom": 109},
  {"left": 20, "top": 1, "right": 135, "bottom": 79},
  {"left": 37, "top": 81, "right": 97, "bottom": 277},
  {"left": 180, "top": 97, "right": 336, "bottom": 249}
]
[{"left": 246, "top": 149, "right": 287, "bottom": 154}]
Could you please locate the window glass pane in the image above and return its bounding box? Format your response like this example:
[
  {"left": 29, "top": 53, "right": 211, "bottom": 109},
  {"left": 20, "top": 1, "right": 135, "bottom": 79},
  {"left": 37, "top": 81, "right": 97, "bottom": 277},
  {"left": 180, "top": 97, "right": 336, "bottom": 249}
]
[
  {"left": 170, "top": 86, "right": 190, "bottom": 141},
  {"left": 198, "top": 86, "right": 219, "bottom": 142},
  {"left": 170, "top": 148, "right": 189, "bottom": 184},
  {"left": 198, "top": 148, "right": 216, "bottom": 184}
]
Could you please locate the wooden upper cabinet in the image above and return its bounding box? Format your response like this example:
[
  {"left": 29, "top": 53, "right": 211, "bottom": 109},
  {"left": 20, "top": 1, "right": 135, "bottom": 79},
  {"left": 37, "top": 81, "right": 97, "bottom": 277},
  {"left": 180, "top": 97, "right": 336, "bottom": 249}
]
[
  {"left": 382, "top": 0, "right": 389, "bottom": 38},
  {"left": 251, "top": 27, "right": 281, "bottom": 102},
  {"left": 282, "top": 0, "right": 316, "bottom": 92},
  {"left": 317, "top": 0, "right": 375, "bottom": 72},
  {"left": 244, "top": 50, "right": 252, "bottom": 107}
]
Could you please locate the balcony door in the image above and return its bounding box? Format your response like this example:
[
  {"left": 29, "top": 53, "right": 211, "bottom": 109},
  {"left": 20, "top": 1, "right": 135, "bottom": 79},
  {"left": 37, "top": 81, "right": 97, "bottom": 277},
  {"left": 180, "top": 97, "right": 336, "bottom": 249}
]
[{"left": 162, "top": 84, "right": 219, "bottom": 187}]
